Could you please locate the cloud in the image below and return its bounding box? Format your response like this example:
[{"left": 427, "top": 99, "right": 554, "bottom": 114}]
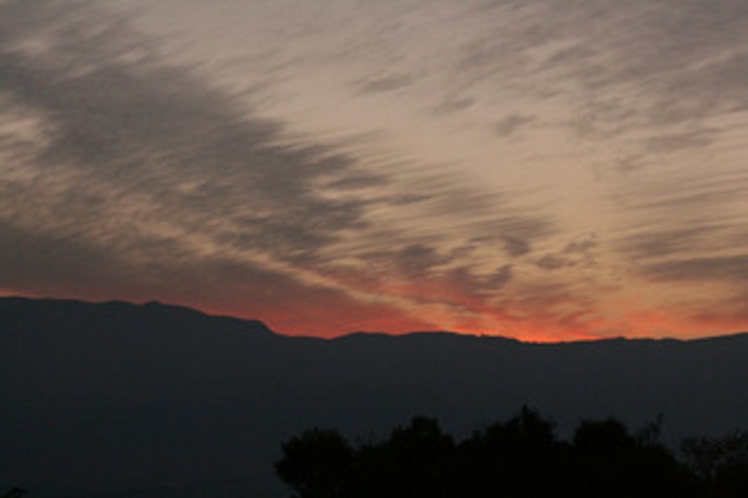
[
  {"left": 0, "top": 0, "right": 564, "bottom": 336},
  {"left": 5, "top": 0, "right": 743, "bottom": 340},
  {"left": 612, "top": 154, "right": 647, "bottom": 172},
  {"left": 356, "top": 73, "right": 414, "bottom": 94},
  {"left": 642, "top": 255, "right": 748, "bottom": 284},
  {"left": 642, "top": 129, "right": 715, "bottom": 153},
  {"left": 0, "top": 0, "right": 380, "bottom": 302},
  {"left": 615, "top": 168, "right": 748, "bottom": 264},
  {"left": 431, "top": 95, "right": 474, "bottom": 115},
  {"left": 532, "top": 235, "right": 598, "bottom": 271},
  {"left": 500, "top": 236, "right": 531, "bottom": 257},
  {"left": 620, "top": 226, "right": 725, "bottom": 262},
  {"left": 535, "top": 254, "right": 572, "bottom": 271},
  {"left": 483, "top": 264, "right": 513, "bottom": 291},
  {"left": 394, "top": 244, "right": 450, "bottom": 276},
  {"left": 493, "top": 113, "right": 536, "bottom": 138},
  {"left": 611, "top": 166, "right": 748, "bottom": 327},
  {"left": 446, "top": 1, "right": 748, "bottom": 160}
]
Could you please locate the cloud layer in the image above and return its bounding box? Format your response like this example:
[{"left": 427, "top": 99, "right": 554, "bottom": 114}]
[{"left": 2, "top": 0, "right": 747, "bottom": 339}]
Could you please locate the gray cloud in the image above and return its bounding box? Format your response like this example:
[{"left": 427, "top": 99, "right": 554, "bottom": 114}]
[
  {"left": 500, "top": 236, "right": 530, "bottom": 257},
  {"left": 356, "top": 73, "right": 414, "bottom": 94},
  {"left": 615, "top": 166, "right": 748, "bottom": 259},
  {"left": 0, "top": 0, "right": 563, "bottom": 334},
  {"left": 643, "top": 255, "right": 748, "bottom": 284},
  {"left": 612, "top": 162, "right": 748, "bottom": 307},
  {"left": 0, "top": 220, "right": 132, "bottom": 295},
  {"left": 493, "top": 113, "right": 536, "bottom": 138},
  {"left": 612, "top": 154, "right": 648, "bottom": 173},
  {"left": 394, "top": 244, "right": 450, "bottom": 276},
  {"left": 620, "top": 226, "right": 727, "bottom": 262},
  {"left": 563, "top": 236, "right": 597, "bottom": 255},
  {"left": 0, "top": 0, "right": 380, "bottom": 289},
  {"left": 431, "top": 95, "right": 474, "bottom": 115},
  {"left": 10, "top": 0, "right": 742, "bottom": 338},
  {"left": 483, "top": 264, "right": 513, "bottom": 291},
  {"left": 535, "top": 254, "right": 572, "bottom": 271},
  {"left": 460, "top": 264, "right": 514, "bottom": 294},
  {"left": 534, "top": 235, "right": 598, "bottom": 271},
  {"left": 643, "top": 129, "right": 715, "bottom": 153},
  {"left": 452, "top": 1, "right": 748, "bottom": 157}
]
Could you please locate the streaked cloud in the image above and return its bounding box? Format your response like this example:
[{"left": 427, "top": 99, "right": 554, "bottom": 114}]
[
  {"left": 643, "top": 256, "right": 748, "bottom": 284},
  {"left": 494, "top": 114, "right": 536, "bottom": 138},
  {"left": 1, "top": 0, "right": 747, "bottom": 339}
]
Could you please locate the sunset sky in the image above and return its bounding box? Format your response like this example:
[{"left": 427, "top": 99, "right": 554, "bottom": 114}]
[{"left": 2, "top": 0, "right": 747, "bottom": 341}]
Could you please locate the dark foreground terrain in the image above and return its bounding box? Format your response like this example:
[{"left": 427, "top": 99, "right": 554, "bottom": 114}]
[
  {"left": 276, "top": 409, "right": 748, "bottom": 497},
  {"left": 2, "top": 297, "right": 747, "bottom": 496}
]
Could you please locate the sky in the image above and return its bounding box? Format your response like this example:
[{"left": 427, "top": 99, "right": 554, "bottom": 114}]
[{"left": 1, "top": 0, "right": 747, "bottom": 341}]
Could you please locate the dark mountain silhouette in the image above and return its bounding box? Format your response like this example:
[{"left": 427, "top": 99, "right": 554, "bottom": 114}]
[{"left": 2, "top": 296, "right": 747, "bottom": 497}]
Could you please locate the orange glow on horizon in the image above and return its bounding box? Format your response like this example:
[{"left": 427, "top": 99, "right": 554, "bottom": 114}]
[
  {"left": 2, "top": 288, "right": 746, "bottom": 343},
  {"left": 208, "top": 295, "right": 748, "bottom": 343},
  {"left": 200, "top": 298, "right": 610, "bottom": 343}
]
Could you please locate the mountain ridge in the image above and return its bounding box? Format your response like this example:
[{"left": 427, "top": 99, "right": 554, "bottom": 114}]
[
  {"left": 2, "top": 296, "right": 747, "bottom": 497},
  {"left": 3, "top": 295, "right": 746, "bottom": 344}
]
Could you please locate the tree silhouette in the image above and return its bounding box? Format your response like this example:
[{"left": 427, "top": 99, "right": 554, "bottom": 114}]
[
  {"left": 681, "top": 430, "right": 748, "bottom": 498},
  {"left": 275, "top": 429, "right": 353, "bottom": 498},
  {"left": 1, "top": 489, "right": 27, "bottom": 498},
  {"left": 461, "top": 406, "right": 564, "bottom": 496},
  {"left": 571, "top": 418, "right": 692, "bottom": 497},
  {"left": 360, "top": 416, "right": 458, "bottom": 497},
  {"left": 275, "top": 408, "right": 741, "bottom": 498}
]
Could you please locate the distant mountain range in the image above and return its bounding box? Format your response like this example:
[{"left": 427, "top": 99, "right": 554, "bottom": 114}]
[{"left": 2, "top": 297, "right": 747, "bottom": 497}]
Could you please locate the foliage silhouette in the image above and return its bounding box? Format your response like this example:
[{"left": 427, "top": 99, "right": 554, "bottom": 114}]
[
  {"left": 0, "top": 489, "right": 27, "bottom": 498},
  {"left": 681, "top": 430, "right": 748, "bottom": 498},
  {"left": 276, "top": 408, "right": 746, "bottom": 497},
  {"left": 275, "top": 429, "right": 353, "bottom": 498}
]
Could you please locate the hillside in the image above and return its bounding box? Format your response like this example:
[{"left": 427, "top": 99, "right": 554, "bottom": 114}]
[{"left": 2, "top": 297, "right": 747, "bottom": 497}]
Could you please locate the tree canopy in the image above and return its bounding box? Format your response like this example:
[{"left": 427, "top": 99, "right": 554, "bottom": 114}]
[{"left": 276, "top": 408, "right": 747, "bottom": 498}]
